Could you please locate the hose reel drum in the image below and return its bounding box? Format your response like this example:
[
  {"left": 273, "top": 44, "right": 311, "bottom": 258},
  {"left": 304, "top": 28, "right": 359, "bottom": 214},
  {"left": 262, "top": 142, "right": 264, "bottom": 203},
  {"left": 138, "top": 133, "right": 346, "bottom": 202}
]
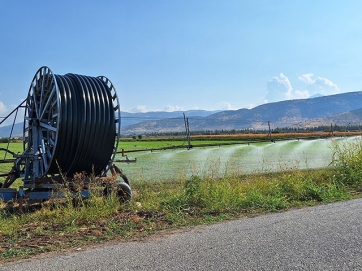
[
  {"left": 23, "top": 66, "right": 120, "bottom": 184},
  {"left": 0, "top": 66, "right": 130, "bottom": 202}
]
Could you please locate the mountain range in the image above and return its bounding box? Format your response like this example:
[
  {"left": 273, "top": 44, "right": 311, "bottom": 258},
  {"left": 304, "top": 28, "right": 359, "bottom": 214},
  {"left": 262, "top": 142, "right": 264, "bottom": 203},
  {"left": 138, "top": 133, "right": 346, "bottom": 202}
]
[
  {"left": 122, "top": 91, "right": 362, "bottom": 134},
  {"left": 2, "top": 91, "right": 362, "bottom": 137},
  {"left": 120, "top": 110, "right": 220, "bottom": 127}
]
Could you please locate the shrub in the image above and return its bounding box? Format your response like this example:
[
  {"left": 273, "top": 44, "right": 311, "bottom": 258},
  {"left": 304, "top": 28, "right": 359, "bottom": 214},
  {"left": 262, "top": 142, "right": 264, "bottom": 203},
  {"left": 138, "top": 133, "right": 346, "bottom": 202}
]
[
  {"left": 331, "top": 137, "right": 362, "bottom": 189},
  {"left": 0, "top": 137, "right": 9, "bottom": 143}
]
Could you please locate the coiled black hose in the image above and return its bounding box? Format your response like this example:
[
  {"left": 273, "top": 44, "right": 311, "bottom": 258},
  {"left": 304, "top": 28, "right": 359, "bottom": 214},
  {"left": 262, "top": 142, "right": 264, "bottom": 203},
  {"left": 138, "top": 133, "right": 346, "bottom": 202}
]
[
  {"left": 24, "top": 67, "right": 119, "bottom": 178},
  {"left": 52, "top": 73, "right": 116, "bottom": 175}
]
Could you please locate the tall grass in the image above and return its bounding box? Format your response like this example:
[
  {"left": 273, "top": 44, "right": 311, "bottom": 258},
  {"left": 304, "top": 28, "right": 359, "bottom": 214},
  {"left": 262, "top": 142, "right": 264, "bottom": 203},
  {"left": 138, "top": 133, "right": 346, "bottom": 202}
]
[
  {"left": 331, "top": 137, "right": 362, "bottom": 190},
  {"left": 0, "top": 174, "right": 122, "bottom": 236},
  {"left": 160, "top": 169, "right": 348, "bottom": 218}
]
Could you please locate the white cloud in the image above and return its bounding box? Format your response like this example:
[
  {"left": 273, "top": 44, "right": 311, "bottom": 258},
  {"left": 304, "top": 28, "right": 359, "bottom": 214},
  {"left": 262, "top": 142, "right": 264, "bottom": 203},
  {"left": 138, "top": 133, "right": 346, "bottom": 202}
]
[
  {"left": 263, "top": 73, "right": 293, "bottom": 103},
  {"left": 129, "top": 105, "right": 148, "bottom": 113},
  {"left": 314, "top": 77, "right": 340, "bottom": 93},
  {"left": 295, "top": 90, "right": 310, "bottom": 99},
  {"left": 298, "top": 73, "right": 315, "bottom": 84},
  {"left": 126, "top": 105, "right": 187, "bottom": 113},
  {"left": 0, "top": 103, "right": 21, "bottom": 126},
  {"left": 245, "top": 103, "right": 254, "bottom": 109},
  {"left": 263, "top": 73, "right": 340, "bottom": 104},
  {"left": 163, "top": 105, "right": 184, "bottom": 112},
  {"left": 298, "top": 73, "right": 340, "bottom": 95},
  {"left": 219, "top": 102, "right": 236, "bottom": 110},
  {"left": 0, "top": 101, "right": 7, "bottom": 115}
]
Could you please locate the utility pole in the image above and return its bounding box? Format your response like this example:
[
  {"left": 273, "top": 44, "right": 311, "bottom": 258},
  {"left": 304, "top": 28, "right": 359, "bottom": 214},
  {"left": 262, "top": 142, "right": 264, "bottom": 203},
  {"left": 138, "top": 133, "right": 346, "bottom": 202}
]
[
  {"left": 268, "top": 121, "right": 272, "bottom": 138},
  {"left": 330, "top": 123, "right": 334, "bottom": 136},
  {"left": 183, "top": 113, "right": 191, "bottom": 149}
]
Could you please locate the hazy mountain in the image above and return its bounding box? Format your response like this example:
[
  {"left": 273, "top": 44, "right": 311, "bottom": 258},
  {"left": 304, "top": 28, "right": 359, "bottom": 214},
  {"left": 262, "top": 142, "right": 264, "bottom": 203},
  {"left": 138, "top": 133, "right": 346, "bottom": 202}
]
[
  {"left": 0, "top": 122, "right": 23, "bottom": 138},
  {"left": 309, "top": 93, "right": 323, "bottom": 98},
  {"left": 3, "top": 91, "right": 362, "bottom": 137},
  {"left": 0, "top": 110, "right": 220, "bottom": 138},
  {"left": 121, "top": 91, "right": 362, "bottom": 134},
  {"left": 291, "top": 107, "right": 362, "bottom": 129},
  {"left": 120, "top": 110, "right": 220, "bottom": 126}
]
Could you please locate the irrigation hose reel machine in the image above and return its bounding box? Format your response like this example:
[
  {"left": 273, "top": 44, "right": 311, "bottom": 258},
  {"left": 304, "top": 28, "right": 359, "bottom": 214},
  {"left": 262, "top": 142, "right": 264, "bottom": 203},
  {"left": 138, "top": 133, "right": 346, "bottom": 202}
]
[{"left": 0, "top": 66, "right": 131, "bottom": 202}]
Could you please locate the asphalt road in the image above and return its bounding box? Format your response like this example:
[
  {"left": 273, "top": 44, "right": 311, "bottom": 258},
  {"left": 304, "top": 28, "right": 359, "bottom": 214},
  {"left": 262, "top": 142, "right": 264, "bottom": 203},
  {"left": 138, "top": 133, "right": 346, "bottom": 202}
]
[{"left": 2, "top": 198, "right": 362, "bottom": 271}]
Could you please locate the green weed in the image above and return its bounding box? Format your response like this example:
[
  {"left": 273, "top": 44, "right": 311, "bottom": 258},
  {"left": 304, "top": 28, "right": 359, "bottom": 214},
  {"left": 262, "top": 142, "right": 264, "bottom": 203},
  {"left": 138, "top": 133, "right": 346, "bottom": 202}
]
[{"left": 331, "top": 138, "right": 362, "bottom": 189}]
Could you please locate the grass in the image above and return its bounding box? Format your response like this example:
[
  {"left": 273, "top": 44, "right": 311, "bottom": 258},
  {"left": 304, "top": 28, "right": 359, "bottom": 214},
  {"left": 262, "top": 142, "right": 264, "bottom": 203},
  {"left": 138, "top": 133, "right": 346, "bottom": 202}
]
[
  {"left": 0, "top": 142, "right": 23, "bottom": 186},
  {"left": 1, "top": 136, "right": 362, "bottom": 262},
  {"left": 118, "top": 131, "right": 348, "bottom": 151},
  {"left": 118, "top": 139, "right": 256, "bottom": 151}
]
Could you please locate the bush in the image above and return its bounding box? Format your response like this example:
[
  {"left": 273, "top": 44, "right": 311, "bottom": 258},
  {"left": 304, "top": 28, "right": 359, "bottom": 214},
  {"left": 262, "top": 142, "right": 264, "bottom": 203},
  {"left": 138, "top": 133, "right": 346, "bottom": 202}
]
[
  {"left": 161, "top": 175, "right": 206, "bottom": 214},
  {"left": 0, "top": 137, "right": 9, "bottom": 143},
  {"left": 331, "top": 137, "right": 362, "bottom": 189}
]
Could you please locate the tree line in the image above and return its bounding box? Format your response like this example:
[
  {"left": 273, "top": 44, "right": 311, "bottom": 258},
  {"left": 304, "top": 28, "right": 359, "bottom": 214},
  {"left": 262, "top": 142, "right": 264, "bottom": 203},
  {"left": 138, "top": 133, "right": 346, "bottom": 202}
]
[{"left": 128, "top": 124, "right": 362, "bottom": 138}]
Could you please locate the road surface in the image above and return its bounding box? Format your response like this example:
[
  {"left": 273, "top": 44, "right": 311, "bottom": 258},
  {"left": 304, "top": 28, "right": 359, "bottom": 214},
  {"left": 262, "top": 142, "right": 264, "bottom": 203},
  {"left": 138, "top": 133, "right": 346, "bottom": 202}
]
[{"left": 2, "top": 198, "right": 362, "bottom": 270}]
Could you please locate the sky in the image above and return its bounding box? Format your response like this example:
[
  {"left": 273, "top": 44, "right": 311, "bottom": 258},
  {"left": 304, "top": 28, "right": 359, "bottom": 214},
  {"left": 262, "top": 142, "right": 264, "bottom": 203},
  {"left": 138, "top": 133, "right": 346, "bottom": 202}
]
[{"left": 0, "top": 0, "right": 362, "bottom": 116}]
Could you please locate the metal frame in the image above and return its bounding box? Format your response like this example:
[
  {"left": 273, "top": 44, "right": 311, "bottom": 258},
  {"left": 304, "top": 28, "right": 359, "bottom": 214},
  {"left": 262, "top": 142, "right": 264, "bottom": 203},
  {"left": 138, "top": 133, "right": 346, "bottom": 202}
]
[
  {"left": 22, "top": 66, "right": 60, "bottom": 187},
  {"left": 0, "top": 67, "right": 128, "bottom": 203}
]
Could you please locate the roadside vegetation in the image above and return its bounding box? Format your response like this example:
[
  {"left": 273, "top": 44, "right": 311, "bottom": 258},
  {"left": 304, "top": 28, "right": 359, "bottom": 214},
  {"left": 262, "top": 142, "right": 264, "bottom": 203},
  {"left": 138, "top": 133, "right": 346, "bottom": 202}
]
[{"left": 1, "top": 135, "right": 362, "bottom": 262}]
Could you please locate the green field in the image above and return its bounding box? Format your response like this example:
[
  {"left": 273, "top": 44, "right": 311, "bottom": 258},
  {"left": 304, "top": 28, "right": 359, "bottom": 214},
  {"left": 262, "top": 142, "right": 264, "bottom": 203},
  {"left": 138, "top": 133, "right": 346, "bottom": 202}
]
[
  {"left": 1, "top": 137, "right": 356, "bottom": 184},
  {"left": 116, "top": 138, "right": 338, "bottom": 183},
  {"left": 118, "top": 139, "right": 244, "bottom": 150},
  {"left": 0, "top": 142, "right": 23, "bottom": 182}
]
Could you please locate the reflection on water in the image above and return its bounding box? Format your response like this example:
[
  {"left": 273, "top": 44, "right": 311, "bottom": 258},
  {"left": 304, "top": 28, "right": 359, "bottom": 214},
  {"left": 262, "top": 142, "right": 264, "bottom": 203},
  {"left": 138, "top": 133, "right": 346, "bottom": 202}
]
[{"left": 116, "top": 136, "right": 361, "bottom": 182}]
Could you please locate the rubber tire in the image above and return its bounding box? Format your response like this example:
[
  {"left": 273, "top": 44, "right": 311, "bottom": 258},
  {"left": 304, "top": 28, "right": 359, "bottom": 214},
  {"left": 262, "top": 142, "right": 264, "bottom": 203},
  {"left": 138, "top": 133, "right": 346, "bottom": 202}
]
[{"left": 116, "top": 182, "right": 132, "bottom": 203}]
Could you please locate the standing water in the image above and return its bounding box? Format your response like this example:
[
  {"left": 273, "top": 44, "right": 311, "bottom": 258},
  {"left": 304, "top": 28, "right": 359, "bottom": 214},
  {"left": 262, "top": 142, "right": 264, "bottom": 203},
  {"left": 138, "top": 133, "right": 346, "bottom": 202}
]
[{"left": 116, "top": 136, "right": 358, "bottom": 182}]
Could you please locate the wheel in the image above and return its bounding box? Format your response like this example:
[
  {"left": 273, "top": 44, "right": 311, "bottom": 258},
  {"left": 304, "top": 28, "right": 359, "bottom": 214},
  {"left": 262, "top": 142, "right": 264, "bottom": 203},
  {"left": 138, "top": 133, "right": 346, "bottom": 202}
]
[
  {"left": 103, "top": 181, "right": 132, "bottom": 203},
  {"left": 116, "top": 182, "right": 132, "bottom": 203},
  {"left": 23, "top": 66, "right": 59, "bottom": 179},
  {"left": 98, "top": 76, "right": 121, "bottom": 167}
]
